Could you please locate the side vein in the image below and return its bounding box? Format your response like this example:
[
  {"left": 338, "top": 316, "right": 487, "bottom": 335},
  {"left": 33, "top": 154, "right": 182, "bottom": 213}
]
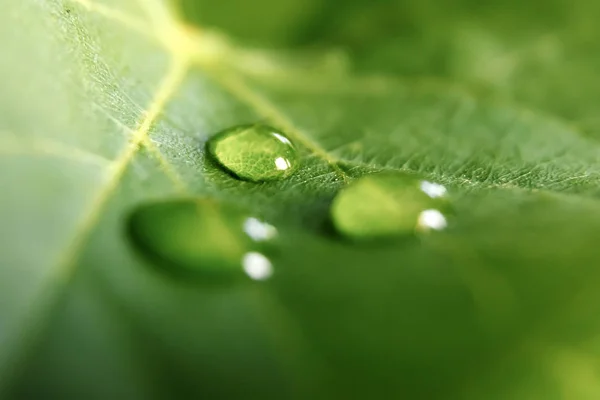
[
  {"left": 69, "top": 0, "right": 189, "bottom": 192},
  {"left": 91, "top": 93, "right": 188, "bottom": 192},
  {"left": 70, "top": 0, "right": 151, "bottom": 38},
  {"left": 0, "top": 136, "right": 110, "bottom": 167},
  {"left": 57, "top": 57, "right": 189, "bottom": 271},
  {"left": 0, "top": 57, "right": 190, "bottom": 393}
]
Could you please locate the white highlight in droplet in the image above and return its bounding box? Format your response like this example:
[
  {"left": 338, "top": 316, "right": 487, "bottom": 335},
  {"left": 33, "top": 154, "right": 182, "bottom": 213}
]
[
  {"left": 243, "top": 217, "right": 278, "bottom": 242},
  {"left": 420, "top": 181, "right": 447, "bottom": 198},
  {"left": 418, "top": 209, "right": 447, "bottom": 231},
  {"left": 242, "top": 252, "right": 273, "bottom": 281},
  {"left": 274, "top": 157, "right": 291, "bottom": 170},
  {"left": 272, "top": 133, "right": 292, "bottom": 145}
]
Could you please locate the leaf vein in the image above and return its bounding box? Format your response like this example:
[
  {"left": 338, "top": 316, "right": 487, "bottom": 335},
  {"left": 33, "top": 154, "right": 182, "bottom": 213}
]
[
  {"left": 70, "top": 0, "right": 151, "bottom": 38},
  {"left": 0, "top": 56, "right": 190, "bottom": 393},
  {"left": 205, "top": 69, "right": 349, "bottom": 182},
  {"left": 0, "top": 135, "right": 111, "bottom": 167}
]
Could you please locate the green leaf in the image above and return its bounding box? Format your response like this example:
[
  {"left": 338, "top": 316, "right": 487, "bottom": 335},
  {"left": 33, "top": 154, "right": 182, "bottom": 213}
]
[{"left": 2, "top": 0, "right": 600, "bottom": 398}]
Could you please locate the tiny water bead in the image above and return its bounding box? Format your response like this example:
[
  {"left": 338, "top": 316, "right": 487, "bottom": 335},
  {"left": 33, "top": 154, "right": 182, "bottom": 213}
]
[
  {"left": 127, "top": 198, "right": 277, "bottom": 281},
  {"left": 330, "top": 172, "right": 451, "bottom": 240},
  {"left": 207, "top": 124, "right": 299, "bottom": 182}
]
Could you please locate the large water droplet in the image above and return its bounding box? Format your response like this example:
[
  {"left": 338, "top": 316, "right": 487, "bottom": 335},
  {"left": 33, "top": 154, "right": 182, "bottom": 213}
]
[
  {"left": 127, "top": 198, "right": 276, "bottom": 280},
  {"left": 330, "top": 172, "right": 451, "bottom": 240},
  {"left": 207, "top": 124, "right": 299, "bottom": 182}
]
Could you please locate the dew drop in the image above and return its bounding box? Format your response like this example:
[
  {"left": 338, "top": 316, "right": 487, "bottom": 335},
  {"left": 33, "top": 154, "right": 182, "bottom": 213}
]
[
  {"left": 207, "top": 124, "right": 299, "bottom": 182},
  {"left": 330, "top": 172, "right": 451, "bottom": 240},
  {"left": 127, "top": 198, "right": 276, "bottom": 280}
]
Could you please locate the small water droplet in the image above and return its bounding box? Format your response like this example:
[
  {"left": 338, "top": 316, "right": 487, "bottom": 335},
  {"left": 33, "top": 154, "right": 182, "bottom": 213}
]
[
  {"left": 207, "top": 124, "right": 299, "bottom": 182},
  {"left": 127, "top": 198, "right": 276, "bottom": 280},
  {"left": 330, "top": 172, "right": 451, "bottom": 240}
]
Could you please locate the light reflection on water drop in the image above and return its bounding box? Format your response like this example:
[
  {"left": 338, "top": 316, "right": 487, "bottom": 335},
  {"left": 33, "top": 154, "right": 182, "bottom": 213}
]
[
  {"left": 274, "top": 157, "right": 291, "bottom": 170},
  {"left": 244, "top": 217, "right": 278, "bottom": 241},
  {"left": 417, "top": 209, "right": 448, "bottom": 231},
  {"left": 242, "top": 252, "right": 274, "bottom": 281},
  {"left": 272, "top": 132, "right": 292, "bottom": 145},
  {"left": 420, "top": 181, "right": 447, "bottom": 198}
]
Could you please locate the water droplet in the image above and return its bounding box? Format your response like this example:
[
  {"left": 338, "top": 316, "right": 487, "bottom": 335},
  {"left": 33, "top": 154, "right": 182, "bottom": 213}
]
[
  {"left": 207, "top": 124, "right": 299, "bottom": 182},
  {"left": 127, "top": 198, "right": 276, "bottom": 280},
  {"left": 330, "top": 172, "right": 451, "bottom": 240}
]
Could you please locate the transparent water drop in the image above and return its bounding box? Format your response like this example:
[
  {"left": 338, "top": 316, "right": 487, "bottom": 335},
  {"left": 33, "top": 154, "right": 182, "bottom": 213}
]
[
  {"left": 207, "top": 124, "right": 299, "bottom": 182},
  {"left": 330, "top": 172, "right": 452, "bottom": 240},
  {"left": 127, "top": 198, "right": 276, "bottom": 280}
]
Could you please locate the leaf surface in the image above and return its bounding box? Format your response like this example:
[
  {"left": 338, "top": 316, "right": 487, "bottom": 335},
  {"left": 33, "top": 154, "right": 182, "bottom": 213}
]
[{"left": 2, "top": 1, "right": 600, "bottom": 398}]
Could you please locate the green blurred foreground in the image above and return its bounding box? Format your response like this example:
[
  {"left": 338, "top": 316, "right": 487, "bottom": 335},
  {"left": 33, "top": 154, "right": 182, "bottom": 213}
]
[{"left": 1, "top": 0, "right": 600, "bottom": 398}]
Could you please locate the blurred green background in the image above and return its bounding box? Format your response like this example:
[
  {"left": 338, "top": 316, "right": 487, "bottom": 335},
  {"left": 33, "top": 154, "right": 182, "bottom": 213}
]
[{"left": 180, "top": 0, "right": 600, "bottom": 137}]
